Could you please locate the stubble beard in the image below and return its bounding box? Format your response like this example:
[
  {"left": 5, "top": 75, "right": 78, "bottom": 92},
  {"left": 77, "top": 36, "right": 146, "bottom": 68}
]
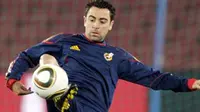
[{"left": 89, "top": 33, "right": 105, "bottom": 42}]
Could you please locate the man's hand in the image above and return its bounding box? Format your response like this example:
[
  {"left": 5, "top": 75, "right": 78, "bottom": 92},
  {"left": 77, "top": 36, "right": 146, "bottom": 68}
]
[
  {"left": 192, "top": 80, "right": 200, "bottom": 90},
  {"left": 51, "top": 84, "right": 78, "bottom": 112},
  {"left": 12, "top": 81, "right": 33, "bottom": 95}
]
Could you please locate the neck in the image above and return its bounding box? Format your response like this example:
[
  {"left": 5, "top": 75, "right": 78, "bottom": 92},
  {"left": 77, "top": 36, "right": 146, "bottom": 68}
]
[{"left": 83, "top": 33, "right": 106, "bottom": 46}]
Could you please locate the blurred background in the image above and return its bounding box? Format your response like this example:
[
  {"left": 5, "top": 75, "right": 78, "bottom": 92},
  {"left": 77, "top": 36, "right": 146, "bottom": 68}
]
[{"left": 1, "top": 0, "right": 200, "bottom": 112}]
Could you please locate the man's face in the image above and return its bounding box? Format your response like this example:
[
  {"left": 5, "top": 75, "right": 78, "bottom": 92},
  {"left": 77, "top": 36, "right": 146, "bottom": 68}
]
[{"left": 84, "top": 7, "right": 114, "bottom": 42}]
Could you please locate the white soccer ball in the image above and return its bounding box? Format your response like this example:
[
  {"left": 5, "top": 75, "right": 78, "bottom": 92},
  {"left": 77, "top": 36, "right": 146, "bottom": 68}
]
[{"left": 32, "top": 64, "right": 69, "bottom": 99}]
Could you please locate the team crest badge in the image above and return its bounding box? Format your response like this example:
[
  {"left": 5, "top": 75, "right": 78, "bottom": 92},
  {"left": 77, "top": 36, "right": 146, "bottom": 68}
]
[{"left": 104, "top": 53, "right": 114, "bottom": 61}]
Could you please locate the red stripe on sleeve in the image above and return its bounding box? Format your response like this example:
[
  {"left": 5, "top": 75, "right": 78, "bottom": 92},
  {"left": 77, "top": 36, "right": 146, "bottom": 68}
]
[
  {"left": 43, "top": 41, "right": 54, "bottom": 44},
  {"left": 187, "top": 78, "right": 197, "bottom": 90},
  {"left": 6, "top": 79, "right": 18, "bottom": 90}
]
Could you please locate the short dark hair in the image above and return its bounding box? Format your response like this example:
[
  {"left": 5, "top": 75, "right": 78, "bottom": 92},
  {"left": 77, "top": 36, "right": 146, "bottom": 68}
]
[{"left": 85, "top": 0, "right": 116, "bottom": 21}]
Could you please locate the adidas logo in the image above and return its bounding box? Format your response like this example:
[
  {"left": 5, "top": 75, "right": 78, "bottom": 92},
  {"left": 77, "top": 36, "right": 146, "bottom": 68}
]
[{"left": 70, "top": 45, "right": 80, "bottom": 51}]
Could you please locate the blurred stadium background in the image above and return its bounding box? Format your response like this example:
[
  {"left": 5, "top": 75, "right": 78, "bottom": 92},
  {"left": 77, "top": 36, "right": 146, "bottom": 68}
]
[{"left": 0, "top": 0, "right": 200, "bottom": 112}]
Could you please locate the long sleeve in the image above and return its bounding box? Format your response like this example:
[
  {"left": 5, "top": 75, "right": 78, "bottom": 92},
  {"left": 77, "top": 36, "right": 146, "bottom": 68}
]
[
  {"left": 117, "top": 50, "right": 192, "bottom": 92},
  {"left": 5, "top": 34, "right": 63, "bottom": 80}
]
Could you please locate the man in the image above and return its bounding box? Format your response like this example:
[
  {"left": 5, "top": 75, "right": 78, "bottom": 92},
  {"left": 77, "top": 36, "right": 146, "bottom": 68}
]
[{"left": 5, "top": 0, "right": 200, "bottom": 112}]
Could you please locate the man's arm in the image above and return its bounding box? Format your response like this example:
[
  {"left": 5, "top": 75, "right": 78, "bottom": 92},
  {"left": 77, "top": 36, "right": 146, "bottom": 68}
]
[
  {"left": 117, "top": 51, "right": 200, "bottom": 92},
  {"left": 5, "top": 52, "right": 38, "bottom": 95},
  {"left": 5, "top": 34, "right": 63, "bottom": 95}
]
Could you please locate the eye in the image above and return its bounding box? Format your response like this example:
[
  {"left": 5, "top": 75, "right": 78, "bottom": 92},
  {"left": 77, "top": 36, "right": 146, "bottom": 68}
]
[
  {"left": 89, "top": 18, "right": 95, "bottom": 22},
  {"left": 100, "top": 20, "right": 107, "bottom": 24}
]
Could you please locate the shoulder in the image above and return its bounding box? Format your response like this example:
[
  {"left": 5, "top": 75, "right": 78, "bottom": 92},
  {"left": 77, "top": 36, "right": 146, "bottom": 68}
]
[
  {"left": 114, "top": 47, "right": 128, "bottom": 54},
  {"left": 115, "top": 47, "right": 141, "bottom": 62},
  {"left": 42, "top": 33, "right": 81, "bottom": 44}
]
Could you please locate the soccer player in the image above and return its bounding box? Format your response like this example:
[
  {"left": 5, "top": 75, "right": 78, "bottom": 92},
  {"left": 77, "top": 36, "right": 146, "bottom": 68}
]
[{"left": 5, "top": 0, "right": 200, "bottom": 112}]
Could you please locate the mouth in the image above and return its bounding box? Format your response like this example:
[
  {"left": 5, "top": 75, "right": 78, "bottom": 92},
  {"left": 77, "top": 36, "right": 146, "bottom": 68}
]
[
  {"left": 91, "top": 32, "right": 100, "bottom": 37},
  {"left": 91, "top": 31, "right": 99, "bottom": 34}
]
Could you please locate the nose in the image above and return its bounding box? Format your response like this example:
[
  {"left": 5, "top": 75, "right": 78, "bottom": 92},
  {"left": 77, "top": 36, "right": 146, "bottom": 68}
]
[{"left": 92, "top": 21, "right": 100, "bottom": 29}]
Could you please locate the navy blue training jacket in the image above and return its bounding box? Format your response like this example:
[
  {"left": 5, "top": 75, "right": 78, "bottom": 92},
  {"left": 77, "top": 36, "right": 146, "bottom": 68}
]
[{"left": 6, "top": 33, "right": 192, "bottom": 112}]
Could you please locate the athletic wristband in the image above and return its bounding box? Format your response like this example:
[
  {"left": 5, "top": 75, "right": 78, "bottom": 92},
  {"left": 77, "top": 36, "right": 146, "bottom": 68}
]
[
  {"left": 6, "top": 79, "right": 18, "bottom": 90},
  {"left": 187, "top": 78, "right": 197, "bottom": 90}
]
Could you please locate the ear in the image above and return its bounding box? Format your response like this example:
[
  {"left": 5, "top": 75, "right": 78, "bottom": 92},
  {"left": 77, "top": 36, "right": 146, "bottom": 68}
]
[
  {"left": 84, "top": 16, "right": 86, "bottom": 27},
  {"left": 109, "top": 20, "right": 114, "bottom": 31}
]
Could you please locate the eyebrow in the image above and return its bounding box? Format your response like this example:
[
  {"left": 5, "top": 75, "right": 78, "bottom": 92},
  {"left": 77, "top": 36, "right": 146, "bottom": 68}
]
[{"left": 88, "top": 15, "right": 108, "bottom": 21}]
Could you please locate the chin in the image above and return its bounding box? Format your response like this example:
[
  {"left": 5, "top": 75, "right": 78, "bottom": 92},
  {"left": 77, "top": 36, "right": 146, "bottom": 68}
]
[{"left": 91, "top": 36, "right": 103, "bottom": 42}]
